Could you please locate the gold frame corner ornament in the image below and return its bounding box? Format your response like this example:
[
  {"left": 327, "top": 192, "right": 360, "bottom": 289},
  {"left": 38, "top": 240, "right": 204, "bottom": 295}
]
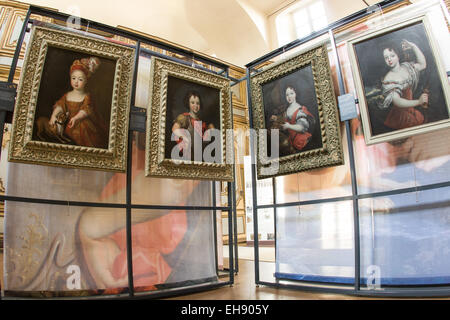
[{"left": 8, "top": 26, "right": 136, "bottom": 172}]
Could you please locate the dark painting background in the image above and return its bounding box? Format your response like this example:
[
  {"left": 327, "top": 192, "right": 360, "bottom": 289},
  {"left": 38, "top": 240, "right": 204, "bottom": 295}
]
[
  {"left": 32, "top": 46, "right": 117, "bottom": 147},
  {"left": 354, "top": 21, "right": 449, "bottom": 137},
  {"left": 262, "top": 63, "right": 323, "bottom": 157}
]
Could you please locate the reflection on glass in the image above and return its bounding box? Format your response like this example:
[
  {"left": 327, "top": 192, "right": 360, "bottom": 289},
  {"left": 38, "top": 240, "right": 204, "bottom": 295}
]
[
  {"left": 359, "top": 188, "right": 450, "bottom": 286},
  {"left": 6, "top": 161, "right": 123, "bottom": 203},
  {"left": 4, "top": 203, "right": 127, "bottom": 296},
  {"left": 130, "top": 132, "right": 212, "bottom": 206},
  {"left": 131, "top": 209, "right": 217, "bottom": 293},
  {"left": 256, "top": 209, "right": 274, "bottom": 243},
  {"left": 256, "top": 178, "right": 274, "bottom": 206},
  {"left": 352, "top": 119, "right": 450, "bottom": 194},
  {"left": 276, "top": 123, "right": 351, "bottom": 204},
  {"left": 276, "top": 202, "right": 354, "bottom": 284}
]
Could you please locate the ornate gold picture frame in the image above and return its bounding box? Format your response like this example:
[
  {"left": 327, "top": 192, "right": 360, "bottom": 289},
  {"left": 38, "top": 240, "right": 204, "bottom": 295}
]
[
  {"left": 8, "top": 26, "right": 135, "bottom": 172},
  {"left": 145, "top": 57, "right": 234, "bottom": 181},
  {"left": 250, "top": 43, "right": 343, "bottom": 179},
  {"left": 348, "top": 15, "right": 450, "bottom": 145}
]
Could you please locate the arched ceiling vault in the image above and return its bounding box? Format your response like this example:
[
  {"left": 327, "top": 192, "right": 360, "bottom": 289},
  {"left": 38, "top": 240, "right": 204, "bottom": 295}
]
[{"left": 24, "top": 0, "right": 287, "bottom": 66}]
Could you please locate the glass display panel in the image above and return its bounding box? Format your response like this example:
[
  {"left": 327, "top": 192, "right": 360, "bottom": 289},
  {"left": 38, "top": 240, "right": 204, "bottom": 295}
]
[
  {"left": 256, "top": 178, "right": 274, "bottom": 206},
  {"left": 3, "top": 203, "right": 127, "bottom": 297},
  {"left": 359, "top": 188, "right": 450, "bottom": 287},
  {"left": 131, "top": 209, "right": 218, "bottom": 293},
  {"left": 275, "top": 202, "right": 355, "bottom": 284},
  {"left": 130, "top": 132, "right": 213, "bottom": 207},
  {"left": 6, "top": 161, "right": 125, "bottom": 204}
]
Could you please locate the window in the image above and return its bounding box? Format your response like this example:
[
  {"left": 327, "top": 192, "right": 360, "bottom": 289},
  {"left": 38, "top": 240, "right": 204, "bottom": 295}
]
[
  {"left": 275, "top": 12, "right": 292, "bottom": 46},
  {"left": 276, "top": 0, "right": 328, "bottom": 46}
]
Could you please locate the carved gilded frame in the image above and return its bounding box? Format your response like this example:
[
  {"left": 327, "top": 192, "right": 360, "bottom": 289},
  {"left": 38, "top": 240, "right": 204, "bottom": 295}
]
[
  {"left": 145, "top": 56, "right": 234, "bottom": 181},
  {"left": 250, "top": 43, "right": 344, "bottom": 179},
  {"left": 8, "top": 26, "right": 135, "bottom": 172}
]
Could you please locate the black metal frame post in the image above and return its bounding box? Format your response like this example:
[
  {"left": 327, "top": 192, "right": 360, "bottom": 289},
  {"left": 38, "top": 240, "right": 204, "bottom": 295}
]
[
  {"left": 1, "top": 5, "right": 236, "bottom": 300},
  {"left": 227, "top": 181, "right": 235, "bottom": 284},
  {"left": 272, "top": 177, "right": 277, "bottom": 271},
  {"left": 244, "top": 0, "right": 450, "bottom": 298},
  {"left": 125, "top": 40, "right": 141, "bottom": 297},
  {"left": 328, "top": 29, "right": 361, "bottom": 293},
  {"left": 231, "top": 168, "right": 239, "bottom": 273},
  {"left": 245, "top": 67, "right": 261, "bottom": 284},
  {"left": 228, "top": 68, "right": 240, "bottom": 274},
  {"left": 212, "top": 181, "right": 219, "bottom": 275}
]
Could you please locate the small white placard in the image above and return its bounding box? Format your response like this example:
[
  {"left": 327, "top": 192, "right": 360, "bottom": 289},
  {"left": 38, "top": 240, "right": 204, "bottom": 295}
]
[{"left": 338, "top": 93, "right": 358, "bottom": 121}]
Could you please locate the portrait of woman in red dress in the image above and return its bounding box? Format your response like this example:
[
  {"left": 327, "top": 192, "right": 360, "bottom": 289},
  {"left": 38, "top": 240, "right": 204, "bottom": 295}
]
[
  {"left": 352, "top": 21, "right": 449, "bottom": 142},
  {"left": 263, "top": 64, "right": 323, "bottom": 157}
]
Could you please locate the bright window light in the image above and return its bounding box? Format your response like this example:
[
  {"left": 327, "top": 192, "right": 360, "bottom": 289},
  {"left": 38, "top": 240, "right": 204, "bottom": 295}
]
[
  {"left": 276, "top": 0, "right": 328, "bottom": 46},
  {"left": 276, "top": 13, "right": 292, "bottom": 46}
]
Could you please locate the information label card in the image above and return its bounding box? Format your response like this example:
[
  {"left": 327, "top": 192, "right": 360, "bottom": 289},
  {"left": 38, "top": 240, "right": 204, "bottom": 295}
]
[{"left": 337, "top": 93, "right": 358, "bottom": 121}]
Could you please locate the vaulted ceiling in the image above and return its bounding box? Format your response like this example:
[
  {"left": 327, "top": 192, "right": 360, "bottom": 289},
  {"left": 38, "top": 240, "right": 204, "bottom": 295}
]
[
  {"left": 22, "top": 0, "right": 381, "bottom": 66},
  {"left": 24, "top": 0, "right": 289, "bottom": 66}
]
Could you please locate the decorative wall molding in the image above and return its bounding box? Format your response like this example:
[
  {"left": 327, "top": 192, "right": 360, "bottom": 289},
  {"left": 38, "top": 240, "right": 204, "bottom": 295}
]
[{"left": 0, "top": 0, "right": 54, "bottom": 81}]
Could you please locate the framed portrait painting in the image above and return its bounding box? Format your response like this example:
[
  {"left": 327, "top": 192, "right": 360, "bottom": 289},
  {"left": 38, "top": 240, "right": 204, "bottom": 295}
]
[
  {"left": 249, "top": 43, "right": 344, "bottom": 179},
  {"left": 348, "top": 15, "right": 450, "bottom": 145},
  {"left": 8, "top": 26, "right": 135, "bottom": 172},
  {"left": 145, "top": 57, "right": 234, "bottom": 181}
]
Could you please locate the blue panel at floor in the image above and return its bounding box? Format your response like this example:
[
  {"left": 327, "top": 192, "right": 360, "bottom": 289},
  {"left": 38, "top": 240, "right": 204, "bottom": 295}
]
[{"left": 275, "top": 272, "right": 450, "bottom": 286}]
